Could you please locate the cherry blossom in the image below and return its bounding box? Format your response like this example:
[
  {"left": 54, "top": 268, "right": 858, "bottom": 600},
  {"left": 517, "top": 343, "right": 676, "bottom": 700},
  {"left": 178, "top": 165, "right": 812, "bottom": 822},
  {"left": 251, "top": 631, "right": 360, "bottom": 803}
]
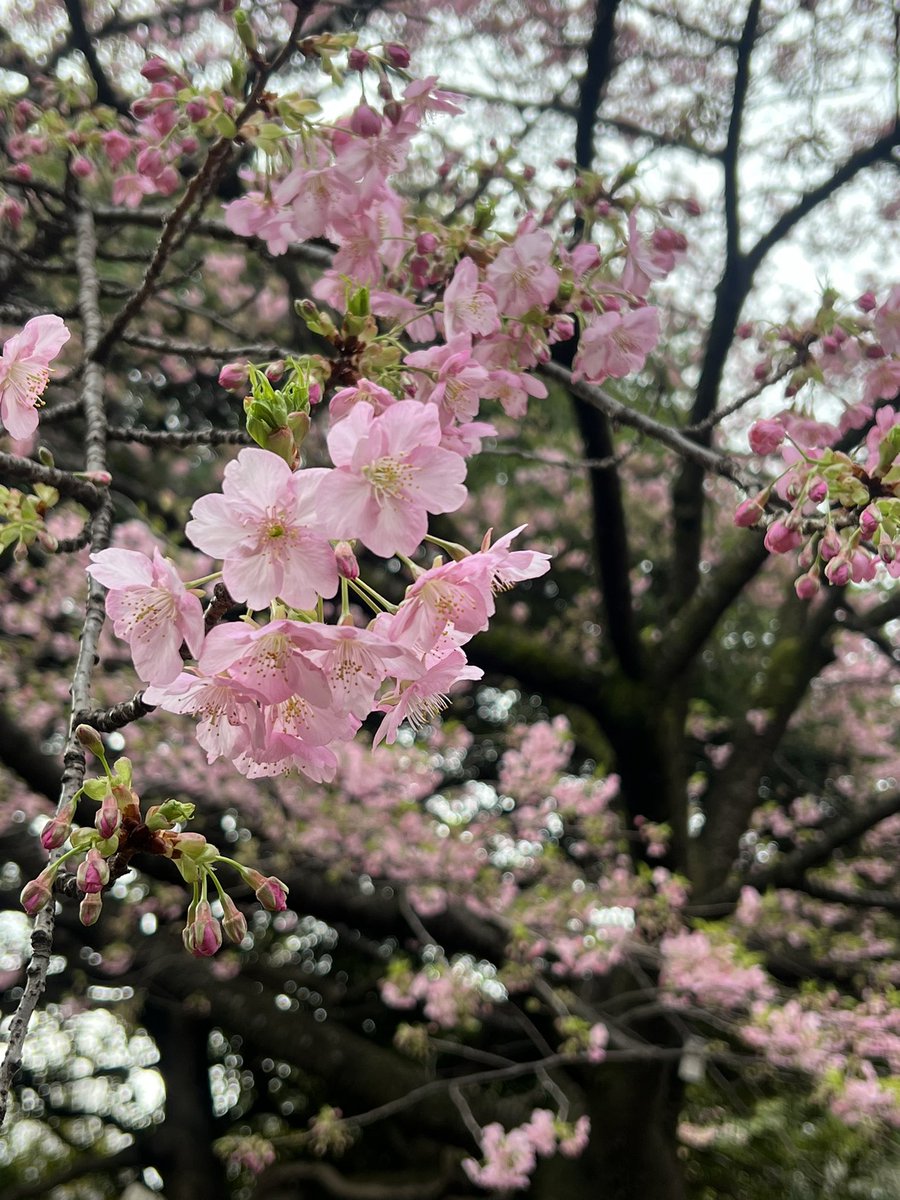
[
  {"left": 317, "top": 401, "right": 468, "bottom": 557},
  {"left": 0, "top": 314, "right": 70, "bottom": 440},
  {"left": 87, "top": 548, "right": 205, "bottom": 685},
  {"left": 186, "top": 449, "right": 338, "bottom": 611}
]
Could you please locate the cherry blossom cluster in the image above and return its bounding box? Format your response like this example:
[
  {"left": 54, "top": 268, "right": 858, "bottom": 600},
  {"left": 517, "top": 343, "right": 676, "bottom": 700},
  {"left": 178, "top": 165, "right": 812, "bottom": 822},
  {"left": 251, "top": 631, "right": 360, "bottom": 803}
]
[
  {"left": 86, "top": 454, "right": 549, "bottom": 782},
  {"left": 20, "top": 725, "right": 288, "bottom": 952},
  {"left": 735, "top": 287, "right": 900, "bottom": 596},
  {"left": 463, "top": 1110, "right": 591, "bottom": 1191}
]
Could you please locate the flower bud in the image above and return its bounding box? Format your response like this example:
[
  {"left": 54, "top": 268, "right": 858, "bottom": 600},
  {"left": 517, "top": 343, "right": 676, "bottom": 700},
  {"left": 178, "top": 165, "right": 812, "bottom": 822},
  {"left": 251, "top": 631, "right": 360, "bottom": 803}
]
[
  {"left": 734, "top": 495, "right": 766, "bottom": 528},
  {"left": 71, "top": 155, "right": 93, "bottom": 179},
  {"left": 254, "top": 875, "right": 289, "bottom": 912},
  {"left": 79, "top": 892, "right": 103, "bottom": 926},
  {"left": 77, "top": 848, "right": 110, "bottom": 894},
  {"left": 748, "top": 418, "right": 784, "bottom": 457},
  {"left": 221, "top": 894, "right": 248, "bottom": 944},
  {"left": 794, "top": 571, "right": 820, "bottom": 601},
  {"left": 383, "top": 42, "right": 411, "bottom": 68},
  {"left": 334, "top": 541, "right": 360, "bottom": 581},
  {"left": 857, "top": 291, "right": 877, "bottom": 313},
  {"left": 350, "top": 103, "right": 381, "bottom": 137},
  {"left": 21, "top": 871, "right": 54, "bottom": 916},
  {"left": 348, "top": 48, "right": 370, "bottom": 71},
  {"left": 174, "top": 831, "right": 218, "bottom": 860},
  {"left": 188, "top": 900, "right": 223, "bottom": 957},
  {"left": 764, "top": 521, "right": 801, "bottom": 555},
  {"left": 96, "top": 791, "right": 121, "bottom": 840},
  {"left": 859, "top": 505, "right": 880, "bottom": 539},
  {"left": 141, "top": 56, "right": 172, "bottom": 82},
  {"left": 41, "top": 810, "right": 74, "bottom": 851},
  {"left": 218, "top": 360, "right": 249, "bottom": 391},
  {"left": 75, "top": 724, "right": 106, "bottom": 759}
]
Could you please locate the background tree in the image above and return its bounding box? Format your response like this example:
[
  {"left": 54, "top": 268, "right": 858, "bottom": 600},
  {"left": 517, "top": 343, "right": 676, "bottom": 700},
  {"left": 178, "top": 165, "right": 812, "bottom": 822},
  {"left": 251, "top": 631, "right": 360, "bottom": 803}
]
[{"left": 1, "top": 2, "right": 899, "bottom": 1199}]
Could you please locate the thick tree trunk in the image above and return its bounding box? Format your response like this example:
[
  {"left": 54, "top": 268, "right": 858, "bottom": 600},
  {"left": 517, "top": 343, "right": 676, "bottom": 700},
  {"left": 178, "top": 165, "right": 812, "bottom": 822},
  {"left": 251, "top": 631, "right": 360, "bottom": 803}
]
[
  {"left": 533, "top": 1061, "right": 685, "bottom": 1200},
  {"left": 143, "top": 999, "right": 225, "bottom": 1200}
]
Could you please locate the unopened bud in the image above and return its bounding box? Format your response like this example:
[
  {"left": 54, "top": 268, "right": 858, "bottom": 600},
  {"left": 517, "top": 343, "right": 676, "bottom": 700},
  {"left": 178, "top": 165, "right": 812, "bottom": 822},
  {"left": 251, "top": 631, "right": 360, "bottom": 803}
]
[
  {"left": 79, "top": 892, "right": 103, "bottom": 926},
  {"left": 188, "top": 900, "right": 223, "bottom": 957},
  {"left": 141, "top": 56, "right": 172, "bottom": 82},
  {"left": 41, "top": 808, "right": 74, "bottom": 850},
  {"left": 77, "top": 848, "right": 110, "bottom": 894},
  {"left": 350, "top": 104, "right": 382, "bottom": 137},
  {"left": 221, "top": 894, "right": 248, "bottom": 944},
  {"left": 383, "top": 42, "right": 411, "bottom": 68},
  {"left": 233, "top": 8, "right": 257, "bottom": 53},
  {"left": 21, "top": 872, "right": 54, "bottom": 916},
  {"left": 76, "top": 724, "right": 106, "bottom": 759},
  {"left": 96, "top": 791, "right": 121, "bottom": 840},
  {"left": 334, "top": 541, "right": 359, "bottom": 581},
  {"left": 348, "top": 48, "right": 369, "bottom": 71},
  {"left": 218, "top": 360, "right": 249, "bottom": 391},
  {"left": 255, "top": 875, "right": 289, "bottom": 912}
]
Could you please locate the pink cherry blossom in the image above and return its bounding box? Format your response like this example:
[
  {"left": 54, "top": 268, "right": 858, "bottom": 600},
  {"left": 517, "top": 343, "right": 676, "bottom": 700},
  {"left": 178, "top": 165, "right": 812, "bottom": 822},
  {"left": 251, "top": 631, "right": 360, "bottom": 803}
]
[
  {"left": 197, "top": 619, "right": 333, "bottom": 706},
  {"left": 329, "top": 378, "right": 397, "bottom": 423},
  {"left": 486, "top": 229, "right": 560, "bottom": 317},
  {"left": 442, "top": 257, "right": 500, "bottom": 339},
  {"left": 143, "top": 672, "right": 263, "bottom": 764},
  {"left": 480, "top": 525, "right": 552, "bottom": 590},
  {"left": 390, "top": 556, "right": 496, "bottom": 654},
  {"left": 186, "top": 449, "right": 338, "bottom": 611},
  {"left": 0, "top": 314, "right": 70, "bottom": 439},
  {"left": 374, "top": 647, "right": 482, "bottom": 745},
  {"left": 317, "top": 401, "right": 467, "bottom": 558},
  {"left": 405, "top": 335, "right": 490, "bottom": 426},
  {"left": 87, "top": 547, "right": 205, "bottom": 685},
  {"left": 304, "top": 623, "right": 407, "bottom": 718},
  {"left": 572, "top": 306, "right": 660, "bottom": 384}
]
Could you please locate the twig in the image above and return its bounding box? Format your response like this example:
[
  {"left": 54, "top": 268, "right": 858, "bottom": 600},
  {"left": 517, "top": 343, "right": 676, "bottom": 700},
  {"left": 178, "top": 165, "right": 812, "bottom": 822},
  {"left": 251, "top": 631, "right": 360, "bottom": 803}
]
[
  {"left": 0, "top": 207, "right": 110, "bottom": 1130},
  {"left": 77, "top": 692, "right": 155, "bottom": 733},
  {"left": 0, "top": 451, "right": 107, "bottom": 510},
  {"left": 106, "top": 425, "right": 251, "bottom": 447}
]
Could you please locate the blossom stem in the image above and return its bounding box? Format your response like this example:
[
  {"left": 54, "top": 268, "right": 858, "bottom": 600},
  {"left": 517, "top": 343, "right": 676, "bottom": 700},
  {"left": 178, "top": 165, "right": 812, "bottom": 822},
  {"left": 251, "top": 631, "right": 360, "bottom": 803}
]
[{"left": 185, "top": 571, "right": 223, "bottom": 588}]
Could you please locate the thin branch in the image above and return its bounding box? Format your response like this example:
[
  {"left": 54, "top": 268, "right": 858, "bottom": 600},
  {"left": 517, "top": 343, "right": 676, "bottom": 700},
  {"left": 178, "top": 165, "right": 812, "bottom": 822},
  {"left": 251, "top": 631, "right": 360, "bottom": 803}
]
[
  {"left": 0, "top": 207, "right": 110, "bottom": 1131},
  {"left": 541, "top": 360, "right": 750, "bottom": 485},
  {"left": 106, "top": 425, "right": 251, "bottom": 447},
  {"left": 0, "top": 451, "right": 107, "bottom": 510},
  {"left": 77, "top": 692, "right": 155, "bottom": 733}
]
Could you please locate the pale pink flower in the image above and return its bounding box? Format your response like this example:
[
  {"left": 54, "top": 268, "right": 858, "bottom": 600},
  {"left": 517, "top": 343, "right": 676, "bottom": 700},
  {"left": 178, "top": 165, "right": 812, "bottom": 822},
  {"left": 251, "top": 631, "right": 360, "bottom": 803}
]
[
  {"left": 523, "top": 1109, "right": 557, "bottom": 1156},
  {"left": 442, "top": 257, "right": 500, "bottom": 339},
  {"left": 317, "top": 401, "right": 467, "bottom": 557},
  {"left": 484, "top": 369, "right": 547, "bottom": 418},
  {"left": 620, "top": 210, "right": 681, "bottom": 297},
  {"left": 874, "top": 285, "right": 900, "bottom": 354},
  {"left": 304, "top": 623, "right": 407, "bottom": 718},
  {"left": 480, "top": 525, "right": 552, "bottom": 590},
  {"left": 143, "top": 672, "right": 262, "bottom": 764},
  {"left": 487, "top": 230, "right": 559, "bottom": 317},
  {"left": 374, "top": 648, "right": 482, "bottom": 745},
  {"left": 198, "top": 619, "right": 333, "bottom": 706},
  {"left": 329, "top": 378, "right": 397, "bottom": 423},
  {"left": 0, "top": 314, "right": 70, "bottom": 439},
  {"left": 405, "top": 335, "right": 490, "bottom": 425},
  {"left": 558, "top": 1115, "right": 591, "bottom": 1158},
  {"left": 463, "top": 1123, "right": 536, "bottom": 1191},
  {"left": 87, "top": 547, "right": 204, "bottom": 684},
  {"left": 391, "top": 556, "right": 496, "bottom": 654},
  {"left": 573, "top": 307, "right": 659, "bottom": 383},
  {"left": 186, "top": 450, "right": 338, "bottom": 611}
]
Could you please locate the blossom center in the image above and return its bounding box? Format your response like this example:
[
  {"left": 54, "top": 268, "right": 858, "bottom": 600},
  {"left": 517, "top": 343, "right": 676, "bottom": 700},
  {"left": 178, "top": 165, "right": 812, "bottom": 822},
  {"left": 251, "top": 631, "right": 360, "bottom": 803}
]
[{"left": 363, "top": 455, "right": 416, "bottom": 502}]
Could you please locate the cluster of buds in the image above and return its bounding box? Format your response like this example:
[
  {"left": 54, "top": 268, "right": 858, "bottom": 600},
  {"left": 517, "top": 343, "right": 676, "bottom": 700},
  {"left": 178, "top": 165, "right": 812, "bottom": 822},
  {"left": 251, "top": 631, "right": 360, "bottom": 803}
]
[
  {"left": 737, "top": 407, "right": 900, "bottom": 597},
  {"left": 239, "top": 358, "right": 323, "bottom": 467},
  {"left": 21, "top": 725, "right": 289, "bottom": 953}
]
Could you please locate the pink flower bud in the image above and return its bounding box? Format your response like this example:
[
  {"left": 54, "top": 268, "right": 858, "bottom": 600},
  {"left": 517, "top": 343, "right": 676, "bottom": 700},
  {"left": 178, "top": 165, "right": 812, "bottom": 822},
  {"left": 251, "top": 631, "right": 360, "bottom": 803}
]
[
  {"left": 254, "top": 875, "right": 289, "bottom": 912},
  {"left": 71, "top": 155, "right": 93, "bottom": 179},
  {"left": 96, "top": 791, "right": 121, "bottom": 840},
  {"left": 820, "top": 527, "right": 841, "bottom": 561},
  {"left": 350, "top": 104, "right": 382, "bottom": 137},
  {"left": 736, "top": 323, "right": 754, "bottom": 339},
  {"left": 131, "top": 98, "right": 154, "bottom": 121},
  {"left": 136, "top": 146, "right": 165, "bottom": 179},
  {"left": 75, "top": 723, "right": 106, "bottom": 756},
  {"left": 348, "top": 48, "right": 370, "bottom": 71},
  {"left": 794, "top": 571, "right": 820, "bottom": 600},
  {"left": 188, "top": 900, "right": 222, "bottom": 957},
  {"left": 383, "top": 100, "right": 403, "bottom": 126},
  {"left": 334, "top": 541, "right": 359, "bottom": 580},
  {"left": 857, "top": 291, "right": 877, "bottom": 312},
  {"left": 265, "top": 360, "right": 285, "bottom": 383},
  {"left": 824, "top": 556, "right": 850, "bottom": 586},
  {"left": 764, "top": 521, "right": 802, "bottom": 555},
  {"left": 821, "top": 335, "right": 839, "bottom": 353},
  {"left": 753, "top": 361, "right": 770, "bottom": 381},
  {"left": 748, "top": 419, "right": 784, "bottom": 456},
  {"left": 807, "top": 477, "right": 827, "bottom": 503},
  {"left": 859, "top": 505, "right": 880, "bottom": 538},
  {"left": 41, "top": 812, "right": 73, "bottom": 851},
  {"left": 155, "top": 166, "right": 180, "bottom": 196},
  {"left": 415, "top": 233, "right": 438, "bottom": 254},
  {"left": 218, "top": 360, "right": 249, "bottom": 390},
  {"left": 186, "top": 97, "right": 209, "bottom": 122},
  {"left": 77, "top": 848, "right": 109, "bottom": 894},
  {"left": 384, "top": 42, "right": 411, "bottom": 68},
  {"left": 734, "top": 495, "right": 766, "bottom": 528},
  {"left": 83, "top": 469, "right": 112, "bottom": 486},
  {"left": 21, "top": 872, "right": 54, "bottom": 916},
  {"left": 0, "top": 196, "right": 24, "bottom": 228},
  {"left": 141, "top": 56, "right": 171, "bottom": 82}
]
